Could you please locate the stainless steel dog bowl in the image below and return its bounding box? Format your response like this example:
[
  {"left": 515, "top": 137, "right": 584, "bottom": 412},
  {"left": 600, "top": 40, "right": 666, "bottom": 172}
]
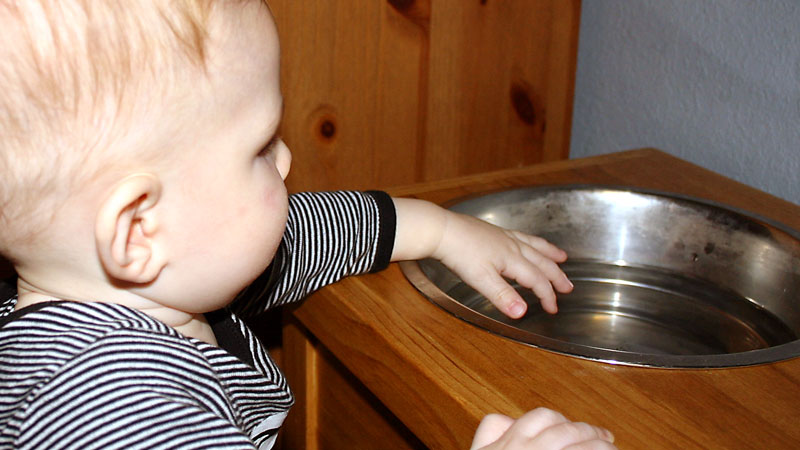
[{"left": 400, "top": 185, "right": 800, "bottom": 368}]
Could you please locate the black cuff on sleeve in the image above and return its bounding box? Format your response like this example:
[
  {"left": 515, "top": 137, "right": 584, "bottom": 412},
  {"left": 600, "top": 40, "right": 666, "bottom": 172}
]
[{"left": 365, "top": 190, "right": 396, "bottom": 273}]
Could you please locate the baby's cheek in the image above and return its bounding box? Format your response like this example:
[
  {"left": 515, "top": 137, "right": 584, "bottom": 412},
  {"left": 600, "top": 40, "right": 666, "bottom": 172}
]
[
  {"left": 255, "top": 189, "right": 288, "bottom": 247},
  {"left": 261, "top": 185, "right": 289, "bottom": 223},
  {"left": 230, "top": 204, "right": 246, "bottom": 220},
  {"left": 262, "top": 177, "right": 287, "bottom": 203}
]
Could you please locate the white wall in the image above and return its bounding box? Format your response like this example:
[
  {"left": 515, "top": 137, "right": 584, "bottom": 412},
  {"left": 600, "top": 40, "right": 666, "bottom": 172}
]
[{"left": 570, "top": 0, "right": 799, "bottom": 205}]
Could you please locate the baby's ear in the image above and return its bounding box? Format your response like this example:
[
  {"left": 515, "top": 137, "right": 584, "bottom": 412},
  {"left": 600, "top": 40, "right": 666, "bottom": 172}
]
[{"left": 95, "top": 174, "right": 166, "bottom": 284}]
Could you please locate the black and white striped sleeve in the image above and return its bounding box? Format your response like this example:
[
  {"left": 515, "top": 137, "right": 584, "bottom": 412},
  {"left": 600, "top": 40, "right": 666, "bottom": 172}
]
[{"left": 231, "top": 190, "right": 396, "bottom": 316}]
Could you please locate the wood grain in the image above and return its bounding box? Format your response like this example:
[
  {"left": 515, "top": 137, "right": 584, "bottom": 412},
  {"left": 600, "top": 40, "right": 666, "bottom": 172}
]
[
  {"left": 281, "top": 316, "right": 425, "bottom": 449},
  {"left": 285, "top": 149, "right": 800, "bottom": 449},
  {"left": 267, "top": 0, "right": 581, "bottom": 192}
]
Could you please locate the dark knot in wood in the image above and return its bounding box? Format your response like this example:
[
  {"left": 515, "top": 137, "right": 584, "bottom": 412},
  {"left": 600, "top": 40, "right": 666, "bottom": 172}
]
[
  {"left": 387, "top": 0, "right": 414, "bottom": 12},
  {"left": 510, "top": 83, "right": 536, "bottom": 125},
  {"left": 387, "top": 0, "right": 430, "bottom": 25},
  {"left": 319, "top": 119, "right": 336, "bottom": 140}
]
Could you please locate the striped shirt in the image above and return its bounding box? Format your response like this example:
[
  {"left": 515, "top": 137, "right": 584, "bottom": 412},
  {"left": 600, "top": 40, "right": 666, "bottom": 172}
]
[{"left": 0, "top": 191, "right": 396, "bottom": 449}]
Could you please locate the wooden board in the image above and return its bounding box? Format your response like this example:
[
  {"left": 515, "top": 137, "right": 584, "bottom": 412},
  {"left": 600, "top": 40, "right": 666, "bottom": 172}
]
[
  {"left": 281, "top": 317, "right": 425, "bottom": 449},
  {"left": 267, "top": 0, "right": 581, "bottom": 191}
]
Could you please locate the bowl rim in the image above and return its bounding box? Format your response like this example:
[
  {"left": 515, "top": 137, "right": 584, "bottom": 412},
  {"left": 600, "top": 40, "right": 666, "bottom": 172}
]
[{"left": 399, "top": 184, "right": 800, "bottom": 369}]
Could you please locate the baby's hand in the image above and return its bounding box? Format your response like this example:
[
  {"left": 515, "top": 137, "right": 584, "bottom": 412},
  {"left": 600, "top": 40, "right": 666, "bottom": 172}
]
[
  {"left": 471, "top": 408, "right": 617, "bottom": 450},
  {"left": 432, "top": 211, "right": 573, "bottom": 318},
  {"left": 392, "top": 198, "right": 572, "bottom": 318}
]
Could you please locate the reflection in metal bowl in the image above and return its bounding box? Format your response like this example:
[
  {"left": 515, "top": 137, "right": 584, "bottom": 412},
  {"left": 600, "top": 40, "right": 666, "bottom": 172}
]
[{"left": 399, "top": 185, "right": 800, "bottom": 368}]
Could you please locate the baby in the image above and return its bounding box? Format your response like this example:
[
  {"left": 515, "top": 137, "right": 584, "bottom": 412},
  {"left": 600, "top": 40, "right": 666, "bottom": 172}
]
[{"left": 0, "top": 1, "right": 615, "bottom": 449}]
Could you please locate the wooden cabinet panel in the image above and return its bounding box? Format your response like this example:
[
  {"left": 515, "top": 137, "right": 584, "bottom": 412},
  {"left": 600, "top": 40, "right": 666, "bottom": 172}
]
[
  {"left": 281, "top": 317, "right": 427, "bottom": 450},
  {"left": 268, "top": 0, "right": 580, "bottom": 191},
  {"left": 424, "top": 0, "right": 577, "bottom": 178}
]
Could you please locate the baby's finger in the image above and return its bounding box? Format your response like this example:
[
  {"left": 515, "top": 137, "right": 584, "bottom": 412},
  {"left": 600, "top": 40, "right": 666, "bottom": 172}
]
[
  {"left": 470, "top": 414, "right": 516, "bottom": 450},
  {"left": 506, "top": 407, "right": 571, "bottom": 439},
  {"left": 530, "top": 421, "right": 616, "bottom": 449},
  {"left": 564, "top": 440, "right": 618, "bottom": 450},
  {"left": 468, "top": 269, "right": 528, "bottom": 319},
  {"left": 512, "top": 232, "right": 568, "bottom": 263},
  {"left": 517, "top": 245, "right": 574, "bottom": 295},
  {"left": 502, "top": 261, "right": 558, "bottom": 314}
]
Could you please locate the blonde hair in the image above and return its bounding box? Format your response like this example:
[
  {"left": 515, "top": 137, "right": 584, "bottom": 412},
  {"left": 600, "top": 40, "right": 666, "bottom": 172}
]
[{"left": 0, "top": 0, "right": 216, "bottom": 260}]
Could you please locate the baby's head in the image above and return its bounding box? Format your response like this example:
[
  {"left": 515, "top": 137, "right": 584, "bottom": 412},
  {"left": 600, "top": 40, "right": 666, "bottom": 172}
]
[
  {"left": 1, "top": 0, "right": 291, "bottom": 313},
  {"left": 1, "top": 0, "right": 213, "bottom": 255}
]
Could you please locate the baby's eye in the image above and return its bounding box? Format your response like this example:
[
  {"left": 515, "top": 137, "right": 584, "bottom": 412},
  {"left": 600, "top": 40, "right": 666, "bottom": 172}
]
[{"left": 258, "top": 135, "right": 280, "bottom": 158}]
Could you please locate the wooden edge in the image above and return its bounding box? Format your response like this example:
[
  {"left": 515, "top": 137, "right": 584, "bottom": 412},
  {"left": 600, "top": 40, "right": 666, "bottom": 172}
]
[
  {"left": 280, "top": 315, "right": 319, "bottom": 450},
  {"left": 543, "top": 0, "right": 582, "bottom": 161},
  {"left": 384, "top": 148, "right": 661, "bottom": 196}
]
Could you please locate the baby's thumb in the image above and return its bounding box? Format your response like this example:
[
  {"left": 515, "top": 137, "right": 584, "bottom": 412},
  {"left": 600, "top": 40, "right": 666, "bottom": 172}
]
[{"left": 471, "top": 414, "right": 516, "bottom": 450}]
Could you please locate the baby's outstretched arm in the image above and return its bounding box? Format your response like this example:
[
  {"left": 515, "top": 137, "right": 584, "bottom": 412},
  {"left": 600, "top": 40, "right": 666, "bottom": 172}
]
[
  {"left": 391, "top": 198, "right": 573, "bottom": 318},
  {"left": 471, "top": 408, "right": 616, "bottom": 450}
]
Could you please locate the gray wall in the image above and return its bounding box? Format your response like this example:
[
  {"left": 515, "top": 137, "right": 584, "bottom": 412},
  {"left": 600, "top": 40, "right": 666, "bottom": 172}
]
[{"left": 570, "top": 0, "right": 799, "bottom": 205}]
